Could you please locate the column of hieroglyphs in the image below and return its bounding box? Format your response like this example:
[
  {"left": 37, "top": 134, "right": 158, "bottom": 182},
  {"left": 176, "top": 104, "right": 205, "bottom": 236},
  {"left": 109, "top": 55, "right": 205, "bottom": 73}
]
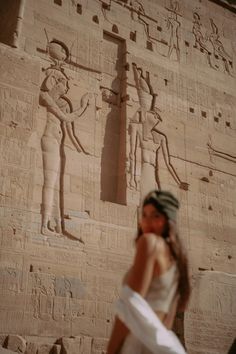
[{"left": 0, "top": 0, "right": 235, "bottom": 353}]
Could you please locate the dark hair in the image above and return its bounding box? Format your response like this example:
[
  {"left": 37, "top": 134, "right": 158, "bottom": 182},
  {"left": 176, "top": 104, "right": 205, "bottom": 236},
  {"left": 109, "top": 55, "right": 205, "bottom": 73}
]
[{"left": 136, "top": 200, "right": 191, "bottom": 312}]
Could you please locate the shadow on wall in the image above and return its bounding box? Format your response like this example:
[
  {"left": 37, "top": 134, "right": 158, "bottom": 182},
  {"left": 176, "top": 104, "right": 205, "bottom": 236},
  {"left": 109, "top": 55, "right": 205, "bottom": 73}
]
[
  {"left": 100, "top": 32, "right": 126, "bottom": 205},
  {"left": 228, "top": 338, "right": 236, "bottom": 354},
  {"left": 0, "top": 0, "right": 20, "bottom": 47},
  {"left": 100, "top": 106, "right": 120, "bottom": 203}
]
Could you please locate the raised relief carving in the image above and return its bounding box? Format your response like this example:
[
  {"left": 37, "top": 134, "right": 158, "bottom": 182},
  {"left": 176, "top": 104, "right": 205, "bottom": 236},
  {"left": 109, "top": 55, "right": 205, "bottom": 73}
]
[
  {"left": 99, "top": 1, "right": 183, "bottom": 61},
  {"left": 209, "top": 18, "right": 233, "bottom": 75},
  {"left": 129, "top": 1, "right": 151, "bottom": 40},
  {"left": 0, "top": 85, "right": 35, "bottom": 132},
  {"left": 31, "top": 273, "right": 55, "bottom": 320},
  {"left": 99, "top": 0, "right": 111, "bottom": 22},
  {"left": 53, "top": 277, "right": 72, "bottom": 322},
  {"left": 30, "top": 270, "right": 86, "bottom": 322},
  {"left": 192, "top": 12, "right": 213, "bottom": 67},
  {"left": 192, "top": 13, "right": 233, "bottom": 74},
  {"left": 128, "top": 0, "right": 170, "bottom": 51},
  {"left": 39, "top": 39, "right": 95, "bottom": 238},
  {"left": 165, "top": 1, "right": 181, "bottom": 61},
  {"left": 101, "top": 87, "right": 118, "bottom": 105},
  {"left": 128, "top": 64, "right": 188, "bottom": 198},
  {"left": 54, "top": 275, "right": 86, "bottom": 321},
  {"left": 0, "top": 267, "right": 21, "bottom": 293},
  {"left": 98, "top": 1, "right": 234, "bottom": 72},
  {"left": 101, "top": 0, "right": 153, "bottom": 40}
]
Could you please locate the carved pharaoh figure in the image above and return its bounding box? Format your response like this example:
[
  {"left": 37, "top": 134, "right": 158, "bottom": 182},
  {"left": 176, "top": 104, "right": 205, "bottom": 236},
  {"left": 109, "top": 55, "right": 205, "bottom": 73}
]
[
  {"left": 192, "top": 13, "right": 208, "bottom": 50},
  {"left": 192, "top": 14, "right": 233, "bottom": 74},
  {"left": 209, "top": 18, "right": 233, "bottom": 75},
  {"left": 39, "top": 40, "right": 94, "bottom": 237},
  {"left": 129, "top": 0, "right": 150, "bottom": 39},
  {"left": 129, "top": 64, "right": 188, "bottom": 199},
  {"left": 192, "top": 13, "right": 213, "bottom": 68},
  {"left": 166, "top": 1, "right": 181, "bottom": 61}
]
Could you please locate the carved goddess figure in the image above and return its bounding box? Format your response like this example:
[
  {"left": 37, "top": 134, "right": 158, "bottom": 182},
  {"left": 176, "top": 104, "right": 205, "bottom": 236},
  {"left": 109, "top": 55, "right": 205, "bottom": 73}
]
[
  {"left": 129, "top": 64, "right": 188, "bottom": 199},
  {"left": 39, "top": 41, "right": 93, "bottom": 236}
]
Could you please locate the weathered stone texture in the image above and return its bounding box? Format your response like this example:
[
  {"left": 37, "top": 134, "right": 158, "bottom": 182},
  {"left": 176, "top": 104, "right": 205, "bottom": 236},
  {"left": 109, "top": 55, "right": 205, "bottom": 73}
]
[
  {"left": 0, "top": 0, "right": 235, "bottom": 353},
  {"left": 6, "top": 335, "right": 26, "bottom": 354},
  {"left": 185, "top": 271, "right": 236, "bottom": 353},
  {"left": 0, "top": 348, "right": 18, "bottom": 354}
]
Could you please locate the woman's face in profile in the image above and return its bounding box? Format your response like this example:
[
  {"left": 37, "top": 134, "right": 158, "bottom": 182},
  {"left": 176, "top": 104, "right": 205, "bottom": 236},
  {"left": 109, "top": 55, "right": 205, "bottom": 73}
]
[
  {"left": 140, "top": 203, "right": 167, "bottom": 236},
  {"left": 56, "top": 77, "right": 69, "bottom": 95}
]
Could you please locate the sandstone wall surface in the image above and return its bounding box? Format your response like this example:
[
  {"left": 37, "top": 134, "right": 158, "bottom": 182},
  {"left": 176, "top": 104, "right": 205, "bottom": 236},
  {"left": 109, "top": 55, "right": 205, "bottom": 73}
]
[{"left": 0, "top": 1, "right": 235, "bottom": 353}]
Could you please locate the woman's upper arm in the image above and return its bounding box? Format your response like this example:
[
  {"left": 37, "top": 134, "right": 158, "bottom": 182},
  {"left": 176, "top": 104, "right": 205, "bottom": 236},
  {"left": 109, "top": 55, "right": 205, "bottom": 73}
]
[{"left": 126, "top": 234, "right": 157, "bottom": 297}]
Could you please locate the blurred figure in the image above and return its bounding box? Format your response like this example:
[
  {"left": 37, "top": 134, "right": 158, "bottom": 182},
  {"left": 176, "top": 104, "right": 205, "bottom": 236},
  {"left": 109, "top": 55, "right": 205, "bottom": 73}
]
[{"left": 107, "top": 190, "right": 190, "bottom": 354}]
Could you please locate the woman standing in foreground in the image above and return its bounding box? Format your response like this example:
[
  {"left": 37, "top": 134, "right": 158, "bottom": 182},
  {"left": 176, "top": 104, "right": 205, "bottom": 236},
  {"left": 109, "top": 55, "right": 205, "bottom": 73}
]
[{"left": 107, "top": 190, "right": 191, "bottom": 354}]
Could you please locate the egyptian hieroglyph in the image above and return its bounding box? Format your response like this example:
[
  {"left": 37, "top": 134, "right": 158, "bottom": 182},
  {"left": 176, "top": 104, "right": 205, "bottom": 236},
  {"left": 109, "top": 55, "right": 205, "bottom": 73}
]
[{"left": 0, "top": 0, "right": 235, "bottom": 353}]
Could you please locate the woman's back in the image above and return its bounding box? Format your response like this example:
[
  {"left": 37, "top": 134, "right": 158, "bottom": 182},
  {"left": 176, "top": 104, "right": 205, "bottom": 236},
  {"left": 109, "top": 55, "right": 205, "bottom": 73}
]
[
  {"left": 146, "top": 262, "right": 178, "bottom": 309},
  {"left": 146, "top": 262, "right": 179, "bottom": 328},
  {"left": 123, "top": 233, "right": 179, "bottom": 328}
]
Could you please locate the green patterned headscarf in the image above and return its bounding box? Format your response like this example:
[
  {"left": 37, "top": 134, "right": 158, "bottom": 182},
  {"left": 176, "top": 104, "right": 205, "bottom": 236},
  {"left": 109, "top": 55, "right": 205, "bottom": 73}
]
[{"left": 143, "top": 190, "right": 179, "bottom": 221}]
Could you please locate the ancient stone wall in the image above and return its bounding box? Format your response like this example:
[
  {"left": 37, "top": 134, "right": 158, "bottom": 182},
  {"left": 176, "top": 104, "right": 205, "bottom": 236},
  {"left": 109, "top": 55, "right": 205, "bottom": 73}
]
[{"left": 0, "top": 1, "right": 235, "bottom": 353}]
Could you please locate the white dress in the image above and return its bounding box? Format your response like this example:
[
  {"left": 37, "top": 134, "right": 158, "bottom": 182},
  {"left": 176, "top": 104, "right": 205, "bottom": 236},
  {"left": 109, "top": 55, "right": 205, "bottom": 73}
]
[{"left": 116, "top": 265, "right": 187, "bottom": 354}]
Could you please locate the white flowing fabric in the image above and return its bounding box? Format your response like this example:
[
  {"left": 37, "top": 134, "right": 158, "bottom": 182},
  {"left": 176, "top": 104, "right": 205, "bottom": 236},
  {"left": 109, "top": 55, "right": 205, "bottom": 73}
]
[{"left": 115, "top": 285, "right": 187, "bottom": 354}]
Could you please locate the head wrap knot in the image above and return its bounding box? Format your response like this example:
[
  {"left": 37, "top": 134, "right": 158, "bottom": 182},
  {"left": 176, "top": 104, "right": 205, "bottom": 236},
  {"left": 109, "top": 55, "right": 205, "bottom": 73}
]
[{"left": 143, "top": 190, "right": 179, "bottom": 221}]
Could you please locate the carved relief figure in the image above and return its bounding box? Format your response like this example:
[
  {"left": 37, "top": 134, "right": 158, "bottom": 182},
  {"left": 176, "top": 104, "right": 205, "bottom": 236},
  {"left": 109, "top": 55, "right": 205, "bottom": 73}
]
[
  {"left": 32, "top": 273, "right": 55, "bottom": 319},
  {"left": 39, "top": 40, "right": 93, "bottom": 237},
  {"left": 31, "top": 271, "right": 86, "bottom": 321},
  {"left": 0, "top": 268, "right": 20, "bottom": 293},
  {"left": 192, "top": 12, "right": 213, "bottom": 67},
  {"left": 53, "top": 277, "right": 73, "bottom": 321},
  {"left": 192, "top": 13, "right": 207, "bottom": 50},
  {"left": 129, "top": 64, "right": 188, "bottom": 198},
  {"left": 192, "top": 13, "right": 233, "bottom": 74},
  {"left": 209, "top": 18, "right": 233, "bottom": 75},
  {"left": 100, "top": 0, "right": 184, "bottom": 62},
  {"left": 129, "top": 0, "right": 150, "bottom": 39},
  {"left": 166, "top": 1, "right": 181, "bottom": 61},
  {"left": 64, "top": 278, "right": 73, "bottom": 321}
]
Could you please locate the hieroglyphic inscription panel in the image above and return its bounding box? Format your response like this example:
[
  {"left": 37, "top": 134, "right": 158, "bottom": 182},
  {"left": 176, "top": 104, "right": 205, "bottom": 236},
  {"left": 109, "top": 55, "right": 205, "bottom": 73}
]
[{"left": 185, "top": 271, "right": 236, "bottom": 354}]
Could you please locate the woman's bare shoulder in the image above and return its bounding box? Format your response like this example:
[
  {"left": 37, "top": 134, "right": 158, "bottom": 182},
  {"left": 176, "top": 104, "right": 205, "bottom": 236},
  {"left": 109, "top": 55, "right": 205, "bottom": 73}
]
[{"left": 137, "top": 233, "right": 165, "bottom": 255}]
